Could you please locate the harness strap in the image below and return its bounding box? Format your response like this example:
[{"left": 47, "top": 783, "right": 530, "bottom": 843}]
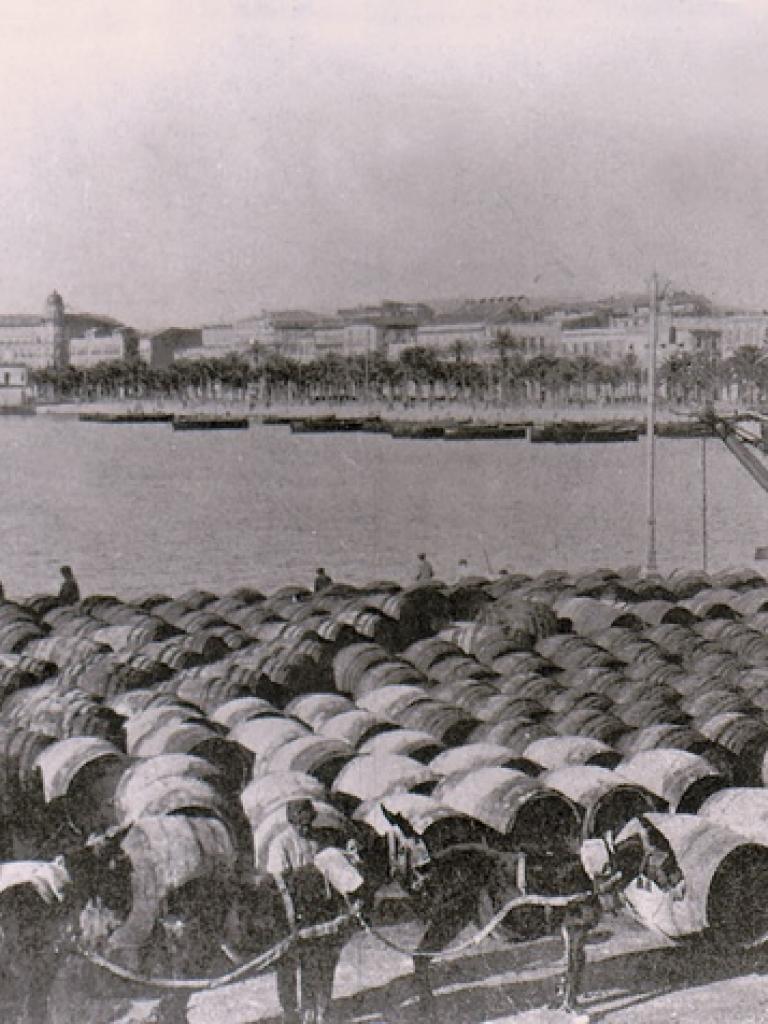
[
  {"left": 516, "top": 852, "right": 527, "bottom": 896},
  {"left": 274, "top": 875, "right": 297, "bottom": 933}
]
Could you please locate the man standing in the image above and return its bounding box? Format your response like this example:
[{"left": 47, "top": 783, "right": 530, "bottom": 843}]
[
  {"left": 267, "top": 800, "right": 338, "bottom": 1024},
  {"left": 313, "top": 568, "right": 333, "bottom": 594},
  {"left": 415, "top": 552, "right": 434, "bottom": 583},
  {"left": 58, "top": 565, "right": 80, "bottom": 605}
]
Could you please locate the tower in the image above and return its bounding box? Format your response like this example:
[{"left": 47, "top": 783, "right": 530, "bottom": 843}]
[{"left": 45, "top": 290, "right": 68, "bottom": 369}]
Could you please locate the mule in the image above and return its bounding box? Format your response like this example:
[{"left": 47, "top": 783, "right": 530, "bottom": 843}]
[
  {"left": 0, "top": 840, "right": 130, "bottom": 1024},
  {"left": 370, "top": 808, "right": 601, "bottom": 1019}
]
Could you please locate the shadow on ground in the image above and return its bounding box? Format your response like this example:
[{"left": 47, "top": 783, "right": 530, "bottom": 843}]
[{"left": 323, "top": 934, "right": 768, "bottom": 1023}]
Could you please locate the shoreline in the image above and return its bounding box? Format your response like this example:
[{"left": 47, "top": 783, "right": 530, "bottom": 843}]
[{"left": 33, "top": 396, "right": 736, "bottom": 425}]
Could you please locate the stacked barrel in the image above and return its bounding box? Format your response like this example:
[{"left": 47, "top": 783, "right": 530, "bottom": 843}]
[{"left": 4, "top": 567, "right": 768, "bottom": 945}]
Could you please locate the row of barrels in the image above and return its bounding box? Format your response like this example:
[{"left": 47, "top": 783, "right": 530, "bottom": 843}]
[
  {"left": 4, "top": 564, "right": 768, "bottom": 794},
  {"left": 3, "top": 566, "right": 768, "bottom": 945}
]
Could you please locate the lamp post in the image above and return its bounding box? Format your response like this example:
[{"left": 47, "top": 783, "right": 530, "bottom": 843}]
[{"left": 645, "top": 272, "right": 659, "bottom": 574}]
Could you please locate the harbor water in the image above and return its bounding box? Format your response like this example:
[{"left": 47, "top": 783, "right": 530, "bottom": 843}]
[{"left": 4, "top": 416, "right": 768, "bottom": 599}]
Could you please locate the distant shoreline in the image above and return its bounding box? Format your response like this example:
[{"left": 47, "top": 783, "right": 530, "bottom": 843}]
[{"left": 33, "top": 396, "right": 733, "bottom": 425}]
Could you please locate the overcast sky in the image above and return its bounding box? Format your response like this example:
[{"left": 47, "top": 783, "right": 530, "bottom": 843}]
[{"left": 1, "top": 0, "right": 767, "bottom": 329}]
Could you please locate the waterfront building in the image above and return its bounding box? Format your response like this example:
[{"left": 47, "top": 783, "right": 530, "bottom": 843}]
[
  {"left": 0, "top": 291, "right": 124, "bottom": 369},
  {"left": 187, "top": 290, "right": 768, "bottom": 373},
  {"left": 560, "top": 326, "right": 647, "bottom": 363},
  {"left": 198, "top": 310, "right": 322, "bottom": 362},
  {"left": 413, "top": 300, "right": 558, "bottom": 363},
  {"left": 415, "top": 316, "right": 495, "bottom": 360},
  {"left": 69, "top": 328, "right": 140, "bottom": 369},
  {"left": 198, "top": 301, "right": 430, "bottom": 363},
  {"left": 661, "top": 312, "right": 768, "bottom": 358},
  {"left": 149, "top": 328, "right": 203, "bottom": 368}
]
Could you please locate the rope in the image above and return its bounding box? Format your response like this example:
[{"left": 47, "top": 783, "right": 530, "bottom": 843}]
[
  {"left": 76, "top": 910, "right": 355, "bottom": 992},
  {"left": 354, "top": 890, "right": 594, "bottom": 960}
]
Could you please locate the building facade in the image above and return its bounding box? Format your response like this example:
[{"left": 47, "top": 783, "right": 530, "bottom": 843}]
[
  {"left": 0, "top": 292, "right": 126, "bottom": 370},
  {"left": 69, "top": 328, "right": 140, "bottom": 369}
]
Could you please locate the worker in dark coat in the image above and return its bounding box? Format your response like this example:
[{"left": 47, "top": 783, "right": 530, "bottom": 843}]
[
  {"left": 313, "top": 568, "right": 333, "bottom": 594},
  {"left": 58, "top": 565, "right": 80, "bottom": 605}
]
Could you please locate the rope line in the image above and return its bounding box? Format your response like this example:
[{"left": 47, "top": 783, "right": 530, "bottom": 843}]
[
  {"left": 76, "top": 910, "right": 355, "bottom": 991},
  {"left": 354, "top": 890, "right": 594, "bottom": 960}
]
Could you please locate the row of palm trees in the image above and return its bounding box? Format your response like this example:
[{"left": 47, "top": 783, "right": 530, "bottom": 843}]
[{"left": 27, "top": 342, "right": 768, "bottom": 407}]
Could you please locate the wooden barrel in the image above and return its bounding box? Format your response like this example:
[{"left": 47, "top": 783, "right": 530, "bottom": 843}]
[
  {"left": 394, "top": 700, "right": 477, "bottom": 747},
  {"left": 352, "top": 661, "right": 426, "bottom": 701},
  {"left": 358, "top": 684, "right": 429, "bottom": 722},
  {"left": 117, "top": 814, "right": 237, "bottom": 914},
  {"left": 549, "top": 690, "right": 613, "bottom": 715},
  {"left": 555, "top": 596, "right": 643, "bottom": 637},
  {"left": 680, "top": 589, "right": 740, "bottom": 620},
  {"left": 542, "top": 765, "right": 660, "bottom": 839},
  {"left": 228, "top": 716, "right": 309, "bottom": 762},
  {"left": 210, "top": 697, "right": 277, "bottom": 729},
  {"left": 124, "top": 706, "right": 206, "bottom": 752},
  {"left": 470, "top": 719, "right": 555, "bottom": 754},
  {"left": 25, "top": 636, "right": 108, "bottom": 667},
  {"left": 552, "top": 709, "right": 628, "bottom": 745},
  {"left": 426, "top": 655, "right": 493, "bottom": 685},
  {"left": 429, "top": 743, "right": 524, "bottom": 777},
  {"left": 0, "top": 621, "right": 46, "bottom": 654},
  {"left": 331, "top": 753, "right": 438, "bottom": 803},
  {"left": 241, "top": 771, "right": 325, "bottom": 825},
  {"left": 257, "top": 736, "right": 353, "bottom": 785},
  {"left": 616, "top": 812, "right": 768, "bottom": 947},
  {"left": 401, "top": 638, "right": 463, "bottom": 675},
  {"left": 524, "top": 735, "right": 620, "bottom": 770},
  {"left": 616, "top": 749, "right": 729, "bottom": 813},
  {"left": 116, "top": 775, "right": 228, "bottom": 824},
  {"left": 432, "top": 765, "right": 581, "bottom": 849},
  {"left": 317, "top": 709, "right": 383, "bottom": 747},
  {"left": 114, "top": 754, "right": 222, "bottom": 816},
  {"left": 358, "top": 728, "right": 443, "bottom": 762},
  {"left": 34, "top": 736, "right": 124, "bottom": 803},
  {"left": 493, "top": 674, "right": 565, "bottom": 703},
  {"left": 429, "top": 678, "right": 500, "bottom": 714},
  {"left": 699, "top": 787, "right": 768, "bottom": 846},
  {"left": 353, "top": 791, "right": 484, "bottom": 854},
  {"left": 128, "top": 721, "right": 222, "bottom": 758},
  {"left": 284, "top": 694, "right": 355, "bottom": 731}
]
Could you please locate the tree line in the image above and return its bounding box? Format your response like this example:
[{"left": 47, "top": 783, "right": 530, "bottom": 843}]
[{"left": 27, "top": 339, "right": 768, "bottom": 407}]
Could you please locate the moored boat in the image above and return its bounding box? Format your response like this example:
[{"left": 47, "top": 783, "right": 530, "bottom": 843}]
[
  {"left": 289, "top": 415, "right": 385, "bottom": 434},
  {"left": 387, "top": 421, "right": 447, "bottom": 439},
  {"left": 528, "top": 420, "right": 640, "bottom": 444},
  {"left": 443, "top": 422, "right": 529, "bottom": 440},
  {"left": 171, "top": 414, "right": 250, "bottom": 431},
  {"left": 79, "top": 410, "right": 173, "bottom": 424}
]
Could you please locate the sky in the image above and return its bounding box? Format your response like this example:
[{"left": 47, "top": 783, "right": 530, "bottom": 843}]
[{"left": 1, "top": 0, "right": 768, "bottom": 329}]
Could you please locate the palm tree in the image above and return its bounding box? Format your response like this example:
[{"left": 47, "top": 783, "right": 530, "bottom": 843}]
[
  {"left": 569, "top": 354, "right": 601, "bottom": 406},
  {"left": 524, "top": 354, "right": 563, "bottom": 406},
  {"left": 725, "top": 345, "right": 768, "bottom": 406},
  {"left": 491, "top": 330, "right": 526, "bottom": 405}
]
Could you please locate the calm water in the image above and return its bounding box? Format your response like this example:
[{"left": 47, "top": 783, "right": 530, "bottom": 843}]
[{"left": 3, "top": 416, "right": 767, "bottom": 600}]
